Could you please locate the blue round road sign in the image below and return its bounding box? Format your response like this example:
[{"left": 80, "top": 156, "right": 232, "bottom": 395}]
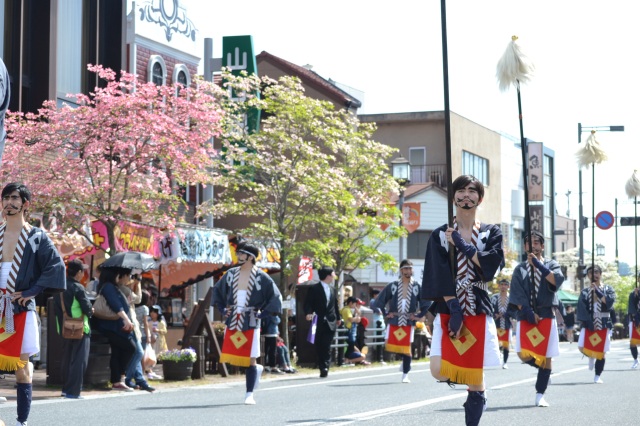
[{"left": 595, "top": 211, "right": 614, "bottom": 230}]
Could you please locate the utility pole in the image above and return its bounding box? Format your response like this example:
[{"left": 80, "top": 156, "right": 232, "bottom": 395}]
[{"left": 565, "top": 190, "right": 571, "bottom": 217}]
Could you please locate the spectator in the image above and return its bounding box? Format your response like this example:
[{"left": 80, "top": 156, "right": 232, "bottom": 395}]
[
  {"left": 54, "top": 259, "right": 93, "bottom": 399},
  {"left": 263, "top": 313, "right": 284, "bottom": 374},
  {"left": 413, "top": 321, "right": 430, "bottom": 359},
  {"left": 340, "top": 297, "right": 370, "bottom": 365},
  {"left": 121, "top": 274, "right": 155, "bottom": 392},
  {"left": 85, "top": 267, "right": 100, "bottom": 299},
  {"left": 93, "top": 267, "right": 137, "bottom": 392},
  {"left": 370, "top": 289, "right": 386, "bottom": 363},
  {"left": 563, "top": 305, "right": 576, "bottom": 343},
  {"left": 149, "top": 305, "right": 168, "bottom": 355},
  {"left": 276, "top": 334, "right": 297, "bottom": 373},
  {"left": 628, "top": 286, "right": 640, "bottom": 369}
]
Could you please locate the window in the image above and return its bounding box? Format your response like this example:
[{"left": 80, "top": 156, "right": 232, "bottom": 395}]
[
  {"left": 462, "top": 151, "right": 489, "bottom": 185},
  {"left": 172, "top": 64, "right": 191, "bottom": 96},
  {"left": 56, "top": 0, "right": 83, "bottom": 102},
  {"left": 409, "top": 147, "right": 426, "bottom": 183},
  {"left": 407, "top": 230, "right": 431, "bottom": 259},
  {"left": 147, "top": 55, "right": 167, "bottom": 85}
]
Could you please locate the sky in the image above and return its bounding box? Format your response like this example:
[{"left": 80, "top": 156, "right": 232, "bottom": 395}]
[{"left": 191, "top": 0, "right": 640, "bottom": 266}]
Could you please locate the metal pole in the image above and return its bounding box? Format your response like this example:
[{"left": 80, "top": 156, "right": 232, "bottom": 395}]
[
  {"left": 399, "top": 188, "right": 405, "bottom": 260},
  {"left": 615, "top": 198, "right": 619, "bottom": 271},
  {"left": 633, "top": 197, "right": 638, "bottom": 288},
  {"left": 578, "top": 123, "right": 584, "bottom": 290}
]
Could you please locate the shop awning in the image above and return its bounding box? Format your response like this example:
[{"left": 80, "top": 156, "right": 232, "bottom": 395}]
[{"left": 557, "top": 289, "right": 579, "bottom": 307}]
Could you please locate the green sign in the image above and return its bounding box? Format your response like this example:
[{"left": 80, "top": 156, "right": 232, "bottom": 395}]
[{"left": 222, "top": 35, "right": 260, "bottom": 134}]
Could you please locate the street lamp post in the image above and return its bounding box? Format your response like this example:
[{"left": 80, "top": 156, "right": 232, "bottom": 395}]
[
  {"left": 391, "top": 156, "right": 411, "bottom": 261},
  {"left": 577, "top": 123, "right": 624, "bottom": 290}
]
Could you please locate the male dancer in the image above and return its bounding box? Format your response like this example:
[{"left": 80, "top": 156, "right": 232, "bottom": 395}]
[
  {"left": 629, "top": 284, "right": 640, "bottom": 369},
  {"left": 0, "top": 182, "right": 66, "bottom": 425},
  {"left": 423, "top": 175, "right": 504, "bottom": 426},
  {"left": 304, "top": 266, "right": 341, "bottom": 378},
  {"left": 509, "top": 231, "right": 564, "bottom": 407},
  {"left": 491, "top": 279, "right": 514, "bottom": 369},
  {"left": 576, "top": 264, "right": 616, "bottom": 383},
  {"left": 213, "top": 242, "right": 281, "bottom": 405},
  {"left": 372, "top": 259, "right": 430, "bottom": 383}
]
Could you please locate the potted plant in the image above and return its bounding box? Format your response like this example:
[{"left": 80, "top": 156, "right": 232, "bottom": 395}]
[{"left": 158, "top": 348, "right": 197, "bottom": 380}]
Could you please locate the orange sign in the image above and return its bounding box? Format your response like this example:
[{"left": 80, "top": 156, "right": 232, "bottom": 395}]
[{"left": 402, "top": 202, "right": 420, "bottom": 233}]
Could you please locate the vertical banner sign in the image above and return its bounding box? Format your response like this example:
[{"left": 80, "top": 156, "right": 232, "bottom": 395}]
[
  {"left": 530, "top": 205, "right": 544, "bottom": 234},
  {"left": 222, "top": 36, "right": 260, "bottom": 134},
  {"left": 298, "top": 256, "right": 313, "bottom": 283},
  {"left": 528, "top": 142, "right": 543, "bottom": 201},
  {"left": 402, "top": 202, "right": 421, "bottom": 233}
]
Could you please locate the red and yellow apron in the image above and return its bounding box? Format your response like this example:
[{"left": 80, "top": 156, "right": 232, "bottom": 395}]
[
  {"left": 519, "top": 318, "right": 553, "bottom": 368},
  {"left": 440, "top": 314, "right": 486, "bottom": 386}
]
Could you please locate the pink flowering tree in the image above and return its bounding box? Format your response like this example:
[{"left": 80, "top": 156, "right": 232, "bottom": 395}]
[{"left": 1, "top": 65, "right": 223, "bottom": 253}]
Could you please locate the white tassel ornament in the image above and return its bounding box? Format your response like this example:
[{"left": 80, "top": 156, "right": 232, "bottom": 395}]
[
  {"left": 496, "top": 35, "right": 535, "bottom": 92},
  {"left": 576, "top": 131, "right": 608, "bottom": 168},
  {"left": 625, "top": 170, "right": 640, "bottom": 198}
]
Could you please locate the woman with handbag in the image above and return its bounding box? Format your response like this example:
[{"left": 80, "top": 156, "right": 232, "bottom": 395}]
[
  {"left": 53, "top": 259, "right": 93, "bottom": 399},
  {"left": 92, "top": 266, "right": 137, "bottom": 391}
]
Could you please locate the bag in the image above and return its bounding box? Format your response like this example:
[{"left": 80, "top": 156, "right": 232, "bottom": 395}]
[
  {"left": 93, "top": 294, "right": 120, "bottom": 320},
  {"left": 143, "top": 344, "right": 157, "bottom": 370},
  {"left": 60, "top": 293, "right": 84, "bottom": 339}
]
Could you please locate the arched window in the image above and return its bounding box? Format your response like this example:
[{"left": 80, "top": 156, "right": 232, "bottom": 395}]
[
  {"left": 147, "top": 55, "right": 167, "bottom": 85},
  {"left": 172, "top": 64, "right": 191, "bottom": 96}
]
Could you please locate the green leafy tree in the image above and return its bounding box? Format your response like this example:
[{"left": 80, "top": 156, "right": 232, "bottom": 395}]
[{"left": 204, "top": 72, "right": 403, "bottom": 292}]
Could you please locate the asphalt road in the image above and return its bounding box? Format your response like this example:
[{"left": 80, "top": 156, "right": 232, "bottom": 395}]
[{"left": 0, "top": 339, "right": 635, "bottom": 425}]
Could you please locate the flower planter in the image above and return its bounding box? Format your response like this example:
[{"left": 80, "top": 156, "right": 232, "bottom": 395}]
[{"left": 162, "top": 360, "right": 194, "bottom": 381}]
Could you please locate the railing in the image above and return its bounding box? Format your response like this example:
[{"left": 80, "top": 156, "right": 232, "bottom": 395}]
[
  {"left": 410, "top": 164, "right": 447, "bottom": 188},
  {"left": 329, "top": 325, "right": 387, "bottom": 364}
]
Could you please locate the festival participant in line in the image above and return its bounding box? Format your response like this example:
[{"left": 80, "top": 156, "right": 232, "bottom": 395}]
[
  {"left": 491, "top": 279, "right": 514, "bottom": 369},
  {"left": 422, "top": 175, "right": 504, "bottom": 426},
  {"left": 576, "top": 264, "right": 616, "bottom": 383},
  {"left": 304, "top": 266, "right": 341, "bottom": 378},
  {"left": 213, "top": 242, "right": 282, "bottom": 405},
  {"left": 0, "top": 183, "right": 66, "bottom": 425},
  {"left": 628, "top": 284, "right": 640, "bottom": 369},
  {"left": 509, "top": 231, "right": 564, "bottom": 407},
  {"left": 372, "top": 259, "right": 430, "bottom": 383}
]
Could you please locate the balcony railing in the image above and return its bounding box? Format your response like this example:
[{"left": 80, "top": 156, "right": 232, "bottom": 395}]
[{"left": 410, "top": 164, "right": 447, "bottom": 188}]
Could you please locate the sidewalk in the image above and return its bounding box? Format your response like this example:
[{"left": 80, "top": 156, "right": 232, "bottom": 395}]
[{"left": 0, "top": 364, "right": 245, "bottom": 402}]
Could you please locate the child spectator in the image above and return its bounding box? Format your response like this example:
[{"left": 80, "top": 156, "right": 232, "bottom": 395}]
[{"left": 150, "top": 305, "right": 168, "bottom": 355}]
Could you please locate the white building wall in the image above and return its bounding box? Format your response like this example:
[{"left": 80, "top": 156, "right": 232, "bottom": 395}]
[{"left": 350, "top": 186, "right": 448, "bottom": 286}]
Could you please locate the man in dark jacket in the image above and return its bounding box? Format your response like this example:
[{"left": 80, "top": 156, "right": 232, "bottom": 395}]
[
  {"left": 304, "top": 266, "right": 341, "bottom": 378},
  {"left": 53, "top": 259, "right": 93, "bottom": 399}
]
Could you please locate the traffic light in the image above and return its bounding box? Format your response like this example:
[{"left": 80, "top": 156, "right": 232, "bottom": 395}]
[
  {"left": 581, "top": 216, "right": 589, "bottom": 229},
  {"left": 620, "top": 216, "right": 640, "bottom": 226}
]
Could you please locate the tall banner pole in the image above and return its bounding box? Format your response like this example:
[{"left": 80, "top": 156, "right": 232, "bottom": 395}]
[
  {"left": 625, "top": 170, "right": 640, "bottom": 287},
  {"left": 576, "top": 131, "right": 608, "bottom": 279},
  {"left": 496, "top": 36, "right": 535, "bottom": 256}
]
